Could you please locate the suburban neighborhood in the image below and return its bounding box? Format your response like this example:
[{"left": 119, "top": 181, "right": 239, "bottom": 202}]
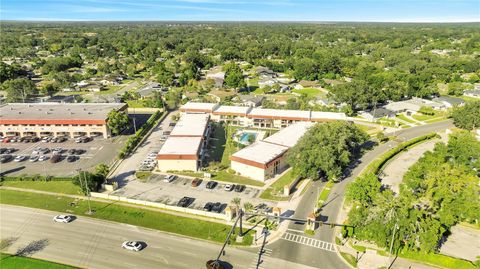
[{"left": 1, "top": 2, "right": 480, "bottom": 269}]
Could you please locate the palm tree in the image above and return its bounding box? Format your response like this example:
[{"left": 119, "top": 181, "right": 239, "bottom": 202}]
[
  {"left": 243, "top": 202, "right": 254, "bottom": 213},
  {"left": 231, "top": 197, "right": 241, "bottom": 209}
]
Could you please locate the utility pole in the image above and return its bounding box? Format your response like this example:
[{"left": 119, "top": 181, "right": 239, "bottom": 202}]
[
  {"left": 78, "top": 169, "right": 93, "bottom": 215},
  {"left": 132, "top": 107, "right": 137, "bottom": 133},
  {"left": 389, "top": 222, "right": 399, "bottom": 256}
]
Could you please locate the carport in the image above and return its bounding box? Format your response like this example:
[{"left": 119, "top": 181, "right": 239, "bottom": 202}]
[{"left": 73, "top": 131, "right": 87, "bottom": 137}]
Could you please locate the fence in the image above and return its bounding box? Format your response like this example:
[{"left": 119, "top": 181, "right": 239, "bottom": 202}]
[{"left": 90, "top": 192, "right": 229, "bottom": 221}]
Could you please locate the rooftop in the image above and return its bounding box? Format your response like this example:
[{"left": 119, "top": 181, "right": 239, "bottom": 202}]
[
  {"left": 157, "top": 136, "right": 203, "bottom": 156},
  {"left": 231, "top": 141, "right": 288, "bottom": 165},
  {"left": 263, "top": 122, "right": 313, "bottom": 148},
  {"left": 310, "top": 111, "right": 347, "bottom": 121},
  {"left": 180, "top": 102, "right": 219, "bottom": 112},
  {"left": 433, "top": 96, "right": 465, "bottom": 105},
  {"left": 213, "top": 105, "right": 252, "bottom": 115},
  {"left": 0, "top": 103, "right": 126, "bottom": 123},
  {"left": 170, "top": 113, "right": 210, "bottom": 137},
  {"left": 248, "top": 108, "right": 311, "bottom": 120}
]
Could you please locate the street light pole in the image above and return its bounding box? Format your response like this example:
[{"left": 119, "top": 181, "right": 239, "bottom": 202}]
[
  {"left": 389, "top": 222, "right": 399, "bottom": 256},
  {"left": 79, "top": 170, "right": 93, "bottom": 215}
]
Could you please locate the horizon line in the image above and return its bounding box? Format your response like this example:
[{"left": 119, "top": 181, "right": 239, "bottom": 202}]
[{"left": 2, "top": 19, "right": 480, "bottom": 23}]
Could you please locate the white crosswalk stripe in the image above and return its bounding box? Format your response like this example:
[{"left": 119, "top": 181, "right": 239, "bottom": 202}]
[
  {"left": 249, "top": 248, "right": 273, "bottom": 269},
  {"left": 281, "top": 232, "right": 336, "bottom": 252}
]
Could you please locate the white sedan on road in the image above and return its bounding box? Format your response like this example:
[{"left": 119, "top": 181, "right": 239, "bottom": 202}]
[
  {"left": 53, "top": 215, "right": 74, "bottom": 223},
  {"left": 122, "top": 241, "right": 144, "bottom": 251}
]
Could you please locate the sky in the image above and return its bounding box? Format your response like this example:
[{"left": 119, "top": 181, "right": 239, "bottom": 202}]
[{"left": 1, "top": 0, "right": 479, "bottom": 22}]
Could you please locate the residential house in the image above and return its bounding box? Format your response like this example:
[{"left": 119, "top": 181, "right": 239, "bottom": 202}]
[
  {"left": 237, "top": 95, "right": 265, "bottom": 107},
  {"left": 385, "top": 98, "right": 445, "bottom": 115},
  {"left": 361, "top": 108, "right": 396, "bottom": 121},
  {"left": 432, "top": 96, "right": 465, "bottom": 108},
  {"left": 464, "top": 89, "right": 480, "bottom": 99}
]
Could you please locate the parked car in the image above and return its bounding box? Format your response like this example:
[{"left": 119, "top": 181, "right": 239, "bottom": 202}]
[
  {"left": 177, "top": 196, "right": 194, "bottom": 208},
  {"left": 234, "top": 184, "right": 245, "bottom": 193},
  {"left": 38, "top": 155, "right": 48, "bottom": 162},
  {"left": 75, "top": 136, "right": 91, "bottom": 143},
  {"left": 191, "top": 178, "right": 202, "bottom": 187},
  {"left": 163, "top": 175, "right": 177, "bottom": 183},
  {"left": 22, "top": 136, "right": 32, "bottom": 143},
  {"left": 147, "top": 152, "right": 158, "bottom": 159},
  {"left": 211, "top": 202, "right": 226, "bottom": 213},
  {"left": 14, "top": 155, "right": 27, "bottom": 162},
  {"left": 31, "top": 137, "right": 40, "bottom": 143},
  {"left": 0, "top": 154, "right": 13, "bottom": 163},
  {"left": 74, "top": 149, "right": 85, "bottom": 155},
  {"left": 0, "top": 148, "right": 7, "bottom": 154},
  {"left": 121, "top": 241, "right": 143, "bottom": 251},
  {"left": 205, "top": 181, "right": 217, "bottom": 189},
  {"left": 203, "top": 202, "right": 214, "bottom": 211},
  {"left": 53, "top": 215, "right": 74, "bottom": 223},
  {"left": 66, "top": 155, "right": 77, "bottom": 162},
  {"left": 29, "top": 155, "right": 39, "bottom": 162},
  {"left": 67, "top": 149, "right": 76, "bottom": 155},
  {"left": 41, "top": 136, "right": 52, "bottom": 143},
  {"left": 50, "top": 154, "right": 61, "bottom": 163},
  {"left": 52, "top": 147, "right": 63, "bottom": 155},
  {"left": 224, "top": 184, "right": 235, "bottom": 192}
]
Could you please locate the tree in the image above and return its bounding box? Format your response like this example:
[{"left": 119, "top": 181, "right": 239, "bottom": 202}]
[
  {"left": 451, "top": 101, "right": 480, "bottom": 130},
  {"left": 107, "top": 110, "right": 129, "bottom": 136},
  {"left": 287, "top": 121, "right": 368, "bottom": 181},
  {"left": 346, "top": 173, "right": 381, "bottom": 206},
  {"left": 223, "top": 62, "right": 246, "bottom": 90},
  {"left": 243, "top": 202, "right": 254, "bottom": 213},
  {"left": 1, "top": 77, "right": 37, "bottom": 102},
  {"left": 231, "top": 197, "right": 241, "bottom": 209},
  {"left": 0, "top": 62, "right": 27, "bottom": 82},
  {"left": 95, "top": 163, "right": 110, "bottom": 179}
]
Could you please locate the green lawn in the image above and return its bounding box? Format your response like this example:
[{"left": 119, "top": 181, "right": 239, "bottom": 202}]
[
  {"left": 292, "top": 87, "right": 323, "bottom": 97},
  {"left": 209, "top": 123, "right": 227, "bottom": 163},
  {"left": 339, "top": 252, "right": 358, "bottom": 268},
  {"left": 0, "top": 189, "right": 252, "bottom": 246},
  {"left": 260, "top": 169, "right": 297, "bottom": 201},
  {"left": 126, "top": 100, "right": 146, "bottom": 108},
  {"left": 317, "top": 181, "right": 334, "bottom": 208},
  {"left": 397, "top": 249, "right": 476, "bottom": 269},
  {"left": 97, "top": 85, "right": 122, "bottom": 95},
  {"left": 0, "top": 181, "right": 81, "bottom": 195},
  {"left": 0, "top": 253, "right": 78, "bottom": 269},
  {"left": 220, "top": 126, "right": 240, "bottom": 166},
  {"left": 396, "top": 114, "right": 416, "bottom": 124}
]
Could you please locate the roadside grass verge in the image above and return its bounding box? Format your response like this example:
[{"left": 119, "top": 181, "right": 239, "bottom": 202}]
[
  {"left": 0, "top": 181, "right": 81, "bottom": 195},
  {"left": 339, "top": 252, "right": 357, "bottom": 268},
  {"left": 260, "top": 169, "right": 296, "bottom": 201},
  {"left": 396, "top": 114, "right": 416, "bottom": 124},
  {"left": 292, "top": 87, "right": 323, "bottom": 97},
  {"left": 317, "top": 181, "right": 334, "bottom": 208},
  {"left": 0, "top": 189, "right": 252, "bottom": 246},
  {"left": 379, "top": 249, "right": 477, "bottom": 269},
  {"left": 0, "top": 253, "right": 78, "bottom": 269}
]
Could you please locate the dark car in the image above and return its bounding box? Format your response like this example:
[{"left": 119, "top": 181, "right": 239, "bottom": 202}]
[
  {"left": 50, "top": 154, "right": 61, "bottom": 163},
  {"left": 191, "top": 178, "right": 202, "bottom": 187},
  {"left": 31, "top": 137, "right": 40, "bottom": 142},
  {"left": 67, "top": 149, "right": 76, "bottom": 155},
  {"left": 0, "top": 154, "right": 13, "bottom": 163},
  {"left": 177, "top": 197, "right": 194, "bottom": 208},
  {"left": 66, "top": 155, "right": 77, "bottom": 162},
  {"left": 234, "top": 184, "right": 245, "bottom": 193},
  {"left": 23, "top": 136, "right": 32, "bottom": 143},
  {"left": 0, "top": 148, "right": 7, "bottom": 154},
  {"left": 203, "top": 202, "right": 214, "bottom": 211},
  {"left": 211, "top": 203, "right": 226, "bottom": 213},
  {"left": 56, "top": 136, "right": 67, "bottom": 143},
  {"left": 205, "top": 181, "right": 217, "bottom": 189},
  {"left": 75, "top": 149, "right": 85, "bottom": 155}
]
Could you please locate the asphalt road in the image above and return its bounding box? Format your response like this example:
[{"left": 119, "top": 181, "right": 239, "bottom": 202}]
[
  {"left": 0, "top": 205, "right": 317, "bottom": 269},
  {"left": 267, "top": 120, "right": 454, "bottom": 268}
]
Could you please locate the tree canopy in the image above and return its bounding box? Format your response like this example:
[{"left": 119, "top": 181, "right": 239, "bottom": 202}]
[
  {"left": 287, "top": 121, "right": 368, "bottom": 180},
  {"left": 107, "top": 110, "right": 129, "bottom": 136},
  {"left": 451, "top": 101, "right": 480, "bottom": 130}
]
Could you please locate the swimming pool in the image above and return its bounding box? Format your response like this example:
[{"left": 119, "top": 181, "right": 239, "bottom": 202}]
[{"left": 240, "top": 132, "right": 257, "bottom": 143}]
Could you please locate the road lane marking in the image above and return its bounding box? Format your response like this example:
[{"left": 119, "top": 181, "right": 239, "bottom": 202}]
[{"left": 281, "top": 232, "right": 335, "bottom": 252}]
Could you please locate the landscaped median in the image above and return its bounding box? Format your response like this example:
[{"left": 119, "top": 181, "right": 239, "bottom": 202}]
[
  {"left": 0, "top": 189, "right": 253, "bottom": 246},
  {"left": 259, "top": 169, "right": 300, "bottom": 201},
  {"left": 0, "top": 253, "right": 78, "bottom": 269}
]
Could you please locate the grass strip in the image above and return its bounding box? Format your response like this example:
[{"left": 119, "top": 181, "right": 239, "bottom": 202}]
[
  {"left": 260, "top": 169, "right": 296, "bottom": 201},
  {"left": 397, "top": 249, "right": 476, "bottom": 269},
  {"left": 0, "top": 181, "right": 81, "bottom": 195},
  {"left": 339, "top": 252, "right": 358, "bottom": 268},
  {"left": 0, "top": 253, "right": 78, "bottom": 269},
  {"left": 0, "top": 189, "right": 252, "bottom": 246}
]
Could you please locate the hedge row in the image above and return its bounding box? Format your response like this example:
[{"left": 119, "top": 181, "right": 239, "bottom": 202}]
[
  {"left": 365, "top": 132, "right": 439, "bottom": 176},
  {"left": 0, "top": 175, "right": 72, "bottom": 182},
  {"left": 118, "top": 110, "right": 165, "bottom": 158}
]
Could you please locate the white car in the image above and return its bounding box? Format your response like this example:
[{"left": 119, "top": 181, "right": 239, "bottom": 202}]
[
  {"left": 14, "top": 155, "right": 27, "bottom": 162},
  {"left": 38, "top": 155, "right": 48, "bottom": 162},
  {"left": 224, "top": 184, "right": 234, "bottom": 191},
  {"left": 164, "top": 175, "right": 177, "bottom": 183},
  {"left": 122, "top": 241, "right": 143, "bottom": 251},
  {"left": 53, "top": 215, "right": 74, "bottom": 223},
  {"left": 29, "top": 155, "right": 39, "bottom": 162},
  {"left": 146, "top": 152, "right": 158, "bottom": 159}
]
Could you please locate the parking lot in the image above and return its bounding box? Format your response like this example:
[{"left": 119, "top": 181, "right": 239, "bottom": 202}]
[
  {"left": 110, "top": 173, "right": 276, "bottom": 213},
  {"left": 0, "top": 137, "right": 125, "bottom": 177}
]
